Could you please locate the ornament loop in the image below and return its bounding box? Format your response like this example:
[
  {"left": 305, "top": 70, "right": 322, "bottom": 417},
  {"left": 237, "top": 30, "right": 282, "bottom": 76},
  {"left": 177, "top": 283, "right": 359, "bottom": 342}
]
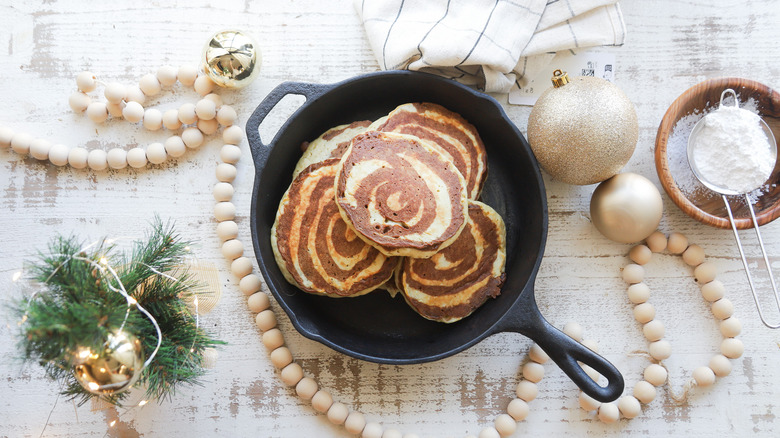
[{"left": 551, "top": 69, "right": 569, "bottom": 88}]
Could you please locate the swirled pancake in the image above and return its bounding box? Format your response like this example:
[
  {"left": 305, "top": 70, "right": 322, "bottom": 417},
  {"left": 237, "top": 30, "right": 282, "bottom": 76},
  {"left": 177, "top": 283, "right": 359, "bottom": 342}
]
[
  {"left": 335, "top": 131, "right": 469, "bottom": 258},
  {"left": 370, "top": 102, "right": 488, "bottom": 199},
  {"left": 272, "top": 158, "right": 399, "bottom": 297},
  {"left": 398, "top": 201, "right": 506, "bottom": 323},
  {"left": 293, "top": 120, "right": 372, "bottom": 179}
]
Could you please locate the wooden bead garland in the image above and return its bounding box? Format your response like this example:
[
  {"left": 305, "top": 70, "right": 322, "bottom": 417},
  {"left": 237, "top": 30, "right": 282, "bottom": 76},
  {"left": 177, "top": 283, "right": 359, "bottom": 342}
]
[{"left": 576, "top": 231, "right": 742, "bottom": 423}]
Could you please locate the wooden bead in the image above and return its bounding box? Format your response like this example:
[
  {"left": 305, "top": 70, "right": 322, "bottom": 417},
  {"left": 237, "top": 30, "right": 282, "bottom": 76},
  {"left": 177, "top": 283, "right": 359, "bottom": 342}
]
[
  {"left": 581, "top": 338, "right": 599, "bottom": 353},
  {"left": 578, "top": 391, "right": 600, "bottom": 411},
  {"left": 528, "top": 344, "right": 549, "bottom": 364},
  {"left": 598, "top": 403, "right": 620, "bottom": 423},
  {"left": 515, "top": 380, "right": 537, "bottom": 402},
  {"left": 711, "top": 298, "right": 734, "bottom": 320},
  {"left": 195, "top": 99, "right": 217, "bottom": 120},
  {"left": 692, "top": 366, "right": 715, "bottom": 386},
  {"left": 87, "top": 149, "right": 108, "bottom": 171},
  {"left": 622, "top": 264, "right": 644, "bottom": 284},
  {"left": 240, "top": 274, "right": 262, "bottom": 296},
  {"left": 633, "top": 302, "right": 655, "bottom": 324},
  {"left": 182, "top": 127, "right": 204, "bottom": 148},
  {"left": 629, "top": 244, "right": 652, "bottom": 265},
  {"left": 177, "top": 65, "right": 198, "bottom": 86},
  {"left": 104, "top": 82, "right": 126, "bottom": 104},
  {"left": 214, "top": 201, "right": 236, "bottom": 221},
  {"left": 327, "top": 402, "right": 349, "bottom": 425},
  {"left": 221, "top": 239, "right": 244, "bottom": 260},
  {"left": 146, "top": 142, "right": 167, "bottom": 164},
  {"left": 10, "top": 132, "right": 32, "bottom": 155},
  {"left": 256, "top": 309, "right": 277, "bottom": 331},
  {"left": 220, "top": 144, "right": 242, "bottom": 164},
  {"left": 197, "top": 118, "right": 219, "bottom": 135},
  {"left": 618, "top": 396, "right": 641, "bottom": 419},
  {"left": 216, "top": 220, "right": 239, "bottom": 241},
  {"left": 563, "top": 322, "right": 583, "bottom": 341},
  {"left": 295, "top": 377, "right": 318, "bottom": 401},
  {"left": 645, "top": 231, "right": 667, "bottom": 252},
  {"left": 248, "top": 291, "right": 270, "bottom": 313},
  {"left": 345, "top": 411, "right": 366, "bottom": 435},
  {"left": 194, "top": 75, "right": 215, "bottom": 96},
  {"left": 162, "top": 109, "right": 182, "bottom": 130},
  {"left": 643, "top": 320, "right": 665, "bottom": 341},
  {"left": 280, "top": 362, "right": 304, "bottom": 386},
  {"left": 69, "top": 91, "right": 91, "bottom": 112},
  {"left": 494, "top": 414, "right": 516, "bottom": 437},
  {"left": 507, "top": 398, "right": 529, "bottom": 421},
  {"left": 126, "top": 147, "right": 147, "bottom": 168},
  {"left": 627, "top": 283, "right": 650, "bottom": 304},
  {"left": 143, "top": 108, "right": 163, "bottom": 131},
  {"left": 382, "top": 429, "right": 402, "bottom": 438},
  {"left": 720, "top": 317, "right": 742, "bottom": 338},
  {"left": 709, "top": 354, "right": 732, "bottom": 377},
  {"left": 29, "top": 138, "right": 51, "bottom": 160},
  {"left": 204, "top": 93, "right": 223, "bottom": 107},
  {"left": 139, "top": 73, "right": 162, "bottom": 96},
  {"left": 223, "top": 125, "right": 244, "bottom": 145},
  {"left": 68, "top": 147, "right": 89, "bottom": 169},
  {"left": 262, "top": 328, "right": 284, "bottom": 350},
  {"left": 648, "top": 340, "right": 672, "bottom": 360},
  {"left": 164, "top": 136, "right": 186, "bottom": 157},
  {"left": 721, "top": 338, "right": 744, "bottom": 359},
  {"left": 269, "top": 346, "right": 292, "bottom": 368},
  {"left": 701, "top": 280, "right": 725, "bottom": 302},
  {"left": 582, "top": 364, "right": 600, "bottom": 382},
  {"left": 643, "top": 364, "right": 667, "bottom": 386},
  {"left": 178, "top": 103, "right": 198, "bottom": 125},
  {"left": 48, "top": 144, "right": 70, "bottom": 166},
  {"left": 76, "top": 71, "right": 97, "bottom": 92},
  {"left": 633, "top": 380, "right": 656, "bottom": 404},
  {"left": 478, "top": 427, "right": 500, "bottom": 438},
  {"left": 107, "top": 102, "right": 124, "bottom": 118},
  {"left": 106, "top": 148, "right": 128, "bottom": 169},
  {"left": 682, "top": 244, "right": 705, "bottom": 266},
  {"left": 667, "top": 232, "right": 688, "bottom": 254},
  {"left": 0, "top": 126, "right": 14, "bottom": 147},
  {"left": 125, "top": 85, "right": 146, "bottom": 104},
  {"left": 231, "top": 257, "right": 254, "bottom": 278},
  {"left": 362, "top": 422, "right": 383, "bottom": 438},
  {"left": 522, "top": 362, "right": 544, "bottom": 383},
  {"left": 86, "top": 101, "right": 109, "bottom": 123},
  {"left": 156, "top": 65, "right": 178, "bottom": 86},
  {"left": 216, "top": 163, "right": 238, "bottom": 182},
  {"left": 217, "top": 105, "right": 238, "bottom": 126},
  {"left": 694, "top": 262, "right": 717, "bottom": 284}
]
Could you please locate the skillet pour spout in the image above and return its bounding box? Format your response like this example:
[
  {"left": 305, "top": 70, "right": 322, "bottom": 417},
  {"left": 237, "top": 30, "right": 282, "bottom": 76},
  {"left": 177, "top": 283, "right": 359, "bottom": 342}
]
[{"left": 246, "top": 70, "right": 624, "bottom": 402}]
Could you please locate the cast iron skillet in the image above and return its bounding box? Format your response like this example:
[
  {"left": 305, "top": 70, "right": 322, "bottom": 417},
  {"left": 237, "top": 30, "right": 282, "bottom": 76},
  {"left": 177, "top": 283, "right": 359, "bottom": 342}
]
[{"left": 246, "top": 70, "right": 624, "bottom": 402}]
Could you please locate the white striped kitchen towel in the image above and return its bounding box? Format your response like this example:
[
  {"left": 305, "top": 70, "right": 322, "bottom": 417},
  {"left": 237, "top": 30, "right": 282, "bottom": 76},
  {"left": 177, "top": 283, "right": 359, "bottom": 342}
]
[{"left": 355, "top": 0, "right": 626, "bottom": 93}]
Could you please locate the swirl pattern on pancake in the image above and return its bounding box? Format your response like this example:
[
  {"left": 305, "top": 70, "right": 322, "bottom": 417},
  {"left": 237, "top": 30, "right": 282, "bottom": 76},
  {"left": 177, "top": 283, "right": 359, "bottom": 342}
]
[
  {"left": 293, "top": 120, "right": 372, "bottom": 179},
  {"left": 335, "top": 131, "right": 469, "bottom": 258},
  {"left": 272, "top": 158, "right": 399, "bottom": 297},
  {"left": 398, "top": 201, "right": 506, "bottom": 323},
  {"left": 370, "top": 102, "right": 487, "bottom": 199}
]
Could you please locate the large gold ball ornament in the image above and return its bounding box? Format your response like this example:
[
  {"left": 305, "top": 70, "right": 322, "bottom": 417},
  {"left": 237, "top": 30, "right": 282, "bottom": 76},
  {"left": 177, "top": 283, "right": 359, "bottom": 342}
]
[
  {"left": 202, "top": 30, "right": 261, "bottom": 89},
  {"left": 73, "top": 330, "right": 145, "bottom": 396},
  {"left": 590, "top": 173, "right": 663, "bottom": 244},
  {"left": 528, "top": 70, "right": 638, "bottom": 185}
]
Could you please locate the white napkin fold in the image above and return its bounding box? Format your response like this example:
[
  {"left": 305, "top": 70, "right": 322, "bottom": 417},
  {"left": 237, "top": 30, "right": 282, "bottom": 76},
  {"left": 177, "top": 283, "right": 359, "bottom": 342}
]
[{"left": 355, "top": 0, "right": 626, "bottom": 93}]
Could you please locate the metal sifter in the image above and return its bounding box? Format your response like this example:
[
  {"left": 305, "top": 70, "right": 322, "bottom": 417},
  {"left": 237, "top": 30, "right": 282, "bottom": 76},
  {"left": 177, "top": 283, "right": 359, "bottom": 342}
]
[{"left": 687, "top": 88, "right": 780, "bottom": 328}]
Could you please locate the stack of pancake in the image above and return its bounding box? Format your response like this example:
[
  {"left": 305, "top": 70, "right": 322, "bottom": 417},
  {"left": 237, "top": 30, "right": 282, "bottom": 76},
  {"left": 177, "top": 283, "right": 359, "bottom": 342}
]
[{"left": 272, "top": 102, "right": 506, "bottom": 323}]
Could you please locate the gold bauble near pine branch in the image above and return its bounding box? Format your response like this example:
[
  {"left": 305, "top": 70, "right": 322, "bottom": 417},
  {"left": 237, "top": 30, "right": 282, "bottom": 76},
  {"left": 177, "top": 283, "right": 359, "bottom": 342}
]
[
  {"left": 72, "top": 330, "right": 145, "bottom": 396},
  {"left": 590, "top": 173, "right": 663, "bottom": 244},
  {"left": 202, "top": 30, "right": 261, "bottom": 89},
  {"left": 527, "top": 69, "right": 639, "bottom": 185}
]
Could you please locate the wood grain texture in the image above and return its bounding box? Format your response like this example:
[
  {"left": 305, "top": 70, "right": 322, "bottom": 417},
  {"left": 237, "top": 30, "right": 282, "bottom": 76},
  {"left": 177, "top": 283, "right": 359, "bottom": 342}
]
[{"left": 1, "top": 0, "right": 780, "bottom": 437}]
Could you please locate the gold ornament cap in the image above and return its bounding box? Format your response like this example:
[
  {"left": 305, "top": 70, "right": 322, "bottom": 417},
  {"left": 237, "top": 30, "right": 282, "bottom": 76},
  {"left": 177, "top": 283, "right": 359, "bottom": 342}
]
[
  {"left": 551, "top": 69, "right": 569, "bottom": 88},
  {"left": 202, "top": 30, "right": 261, "bottom": 89}
]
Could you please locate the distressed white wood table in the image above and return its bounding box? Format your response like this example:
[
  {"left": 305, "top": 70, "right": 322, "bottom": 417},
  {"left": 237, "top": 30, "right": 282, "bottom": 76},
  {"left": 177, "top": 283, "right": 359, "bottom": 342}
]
[{"left": 1, "top": 1, "right": 779, "bottom": 436}]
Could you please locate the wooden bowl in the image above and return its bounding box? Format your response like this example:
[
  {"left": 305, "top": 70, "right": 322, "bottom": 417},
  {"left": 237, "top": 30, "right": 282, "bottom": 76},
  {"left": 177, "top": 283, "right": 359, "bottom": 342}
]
[{"left": 655, "top": 77, "right": 780, "bottom": 229}]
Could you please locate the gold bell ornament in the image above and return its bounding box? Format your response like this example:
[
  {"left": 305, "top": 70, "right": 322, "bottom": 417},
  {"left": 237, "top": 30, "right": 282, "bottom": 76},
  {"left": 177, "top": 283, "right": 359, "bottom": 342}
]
[
  {"left": 72, "top": 330, "right": 145, "bottom": 396},
  {"left": 202, "top": 30, "right": 261, "bottom": 89},
  {"left": 590, "top": 173, "right": 663, "bottom": 244},
  {"left": 528, "top": 70, "right": 639, "bottom": 185}
]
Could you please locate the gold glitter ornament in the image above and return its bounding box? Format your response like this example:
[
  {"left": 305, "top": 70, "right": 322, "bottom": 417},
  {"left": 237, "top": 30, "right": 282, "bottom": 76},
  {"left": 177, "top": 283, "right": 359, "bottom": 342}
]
[
  {"left": 528, "top": 70, "right": 638, "bottom": 185},
  {"left": 202, "top": 30, "right": 261, "bottom": 89},
  {"left": 590, "top": 173, "right": 663, "bottom": 243},
  {"left": 72, "top": 330, "right": 145, "bottom": 396}
]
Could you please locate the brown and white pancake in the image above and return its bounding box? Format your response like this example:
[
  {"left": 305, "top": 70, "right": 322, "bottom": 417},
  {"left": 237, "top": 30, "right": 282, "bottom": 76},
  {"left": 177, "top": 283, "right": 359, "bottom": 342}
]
[
  {"left": 272, "top": 158, "right": 399, "bottom": 297},
  {"left": 397, "top": 200, "right": 506, "bottom": 323},
  {"left": 335, "top": 131, "right": 469, "bottom": 258},
  {"left": 370, "top": 102, "right": 488, "bottom": 199},
  {"left": 292, "top": 120, "right": 372, "bottom": 179}
]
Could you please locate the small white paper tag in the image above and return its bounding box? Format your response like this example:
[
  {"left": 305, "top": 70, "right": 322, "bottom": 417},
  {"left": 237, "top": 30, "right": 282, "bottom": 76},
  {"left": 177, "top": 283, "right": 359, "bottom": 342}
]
[{"left": 509, "top": 51, "right": 616, "bottom": 106}]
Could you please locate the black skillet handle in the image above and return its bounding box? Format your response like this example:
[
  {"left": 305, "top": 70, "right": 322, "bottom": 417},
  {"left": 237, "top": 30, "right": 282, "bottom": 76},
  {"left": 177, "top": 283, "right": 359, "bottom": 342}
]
[
  {"left": 245, "top": 81, "right": 333, "bottom": 169},
  {"left": 495, "top": 288, "right": 625, "bottom": 402}
]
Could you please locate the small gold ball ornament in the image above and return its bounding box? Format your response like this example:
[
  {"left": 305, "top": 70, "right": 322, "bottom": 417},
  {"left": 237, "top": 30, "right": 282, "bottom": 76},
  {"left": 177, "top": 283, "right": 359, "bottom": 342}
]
[
  {"left": 528, "top": 70, "right": 639, "bottom": 185},
  {"left": 590, "top": 173, "right": 663, "bottom": 244},
  {"left": 73, "top": 330, "right": 145, "bottom": 395},
  {"left": 202, "top": 30, "right": 261, "bottom": 89}
]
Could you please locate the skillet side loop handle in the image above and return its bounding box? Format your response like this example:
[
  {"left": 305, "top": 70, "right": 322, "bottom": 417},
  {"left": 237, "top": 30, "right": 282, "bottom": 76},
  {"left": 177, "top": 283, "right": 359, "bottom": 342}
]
[
  {"left": 245, "top": 81, "right": 332, "bottom": 169},
  {"left": 533, "top": 319, "right": 624, "bottom": 402}
]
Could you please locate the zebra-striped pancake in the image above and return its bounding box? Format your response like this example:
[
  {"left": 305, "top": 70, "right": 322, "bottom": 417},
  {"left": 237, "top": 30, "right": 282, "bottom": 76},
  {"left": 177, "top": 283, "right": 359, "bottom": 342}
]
[
  {"left": 370, "top": 102, "right": 487, "bottom": 199},
  {"left": 293, "top": 120, "right": 372, "bottom": 179},
  {"left": 335, "top": 131, "right": 469, "bottom": 258},
  {"left": 398, "top": 201, "right": 506, "bottom": 323},
  {"left": 272, "top": 158, "right": 399, "bottom": 297}
]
